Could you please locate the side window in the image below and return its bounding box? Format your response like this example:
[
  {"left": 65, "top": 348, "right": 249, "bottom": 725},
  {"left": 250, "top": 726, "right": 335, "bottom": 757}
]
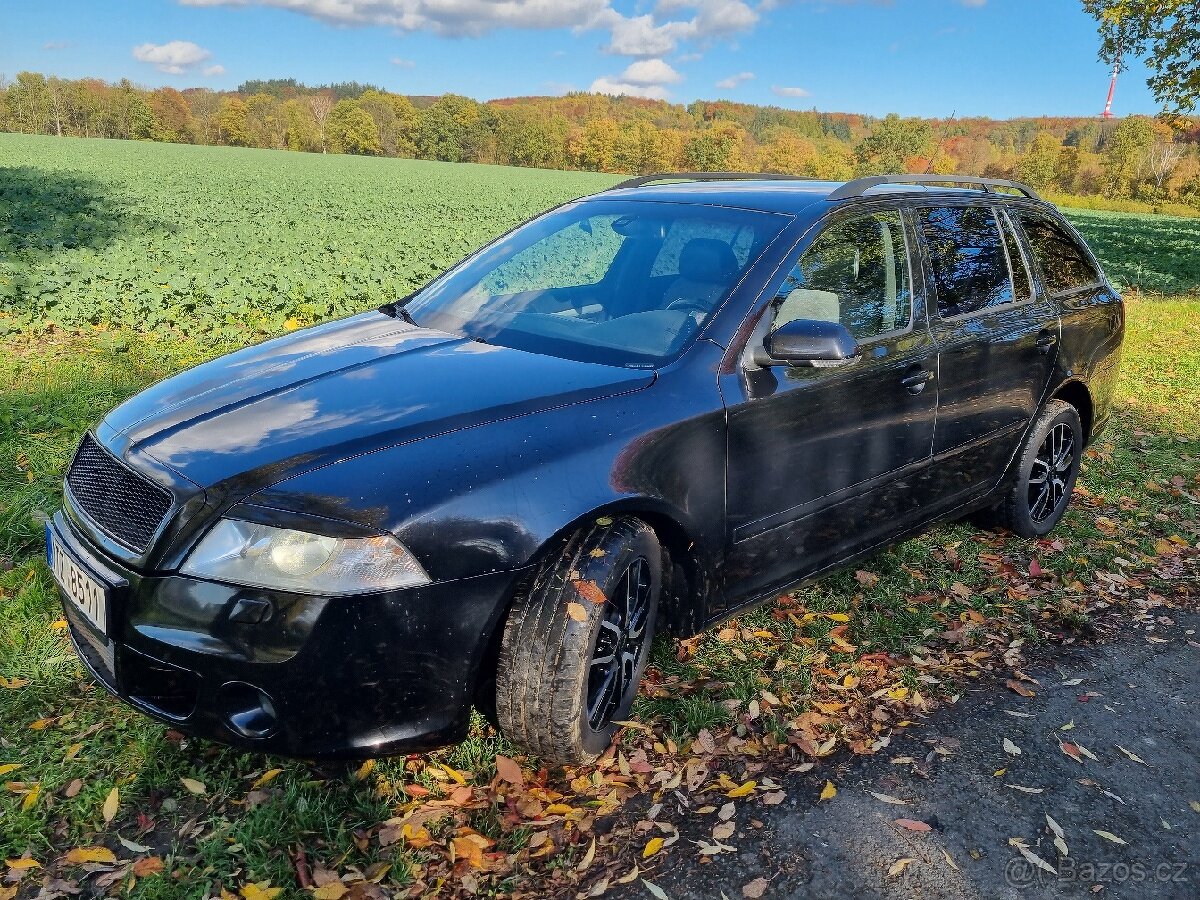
[
  {"left": 998, "top": 209, "right": 1033, "bottom": 302},
  {"left": 1015, "top": 212, "right": 1102, "bottom": 295},
  {"left": 772, "top": 210, "right": 912, "bottom": 342},
  {"left": 918, "top": 206, "right": 1013, "bottom": 318}
]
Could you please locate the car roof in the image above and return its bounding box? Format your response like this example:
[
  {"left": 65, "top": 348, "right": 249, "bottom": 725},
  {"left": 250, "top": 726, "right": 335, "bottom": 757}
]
[{"left": 589, "top": 173, "right": 1046, "bottom": 219}]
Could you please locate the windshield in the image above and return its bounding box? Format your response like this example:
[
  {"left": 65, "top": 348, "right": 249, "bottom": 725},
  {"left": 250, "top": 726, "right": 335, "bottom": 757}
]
[{"left": 404, "top": 199, "right": 790, "bottom": 366}]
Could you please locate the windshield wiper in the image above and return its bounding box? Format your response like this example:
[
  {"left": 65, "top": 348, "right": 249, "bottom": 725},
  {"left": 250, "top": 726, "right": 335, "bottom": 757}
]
[{"left": 380, "top": 297, "right": 420, "bottom": 327}]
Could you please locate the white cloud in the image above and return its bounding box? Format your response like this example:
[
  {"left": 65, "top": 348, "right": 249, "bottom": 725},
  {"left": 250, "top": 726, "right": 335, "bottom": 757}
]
[
  {"left": 961, "top": 0, "right": 986, "bottom": 6},
  {"left": 771, "top": 84, "right": 810, "bottom": 98},
  {"left": 181, "top": 0, "right": 612, "bottom": 36},
  {"left": 132, "top": 40, "right": 213, "bottom": 74},
  {"left": 390, "top": 56, "right": 415, "bottom": 67},
  {"left": 595, "top": 11, "right": 690, "bottom": 56},
  {"left": 621, "top": 58, "right": 683, "bottom": 86},
  {"left": 202, "top": 63, "right": 226, "bottom": 76},
  {"left": 42, "top": 40, "right": 69, "bottom": 50},
  {"left": 181, "top": 0, "right": 759, "bottom": 57},
  {"left": 716, "top": 70, "right": 754, "bottom": 89},
  {"left": 588, "top": 76, "right": 670, "bottom": 100},
  {"left": 590, "top": 57, "right": 682, "bottom": 99}
]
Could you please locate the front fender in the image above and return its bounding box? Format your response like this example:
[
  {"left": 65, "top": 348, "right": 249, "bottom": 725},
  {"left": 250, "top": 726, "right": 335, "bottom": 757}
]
[{"left": 247, "top": 344, "right": 729, "bottom": 587}]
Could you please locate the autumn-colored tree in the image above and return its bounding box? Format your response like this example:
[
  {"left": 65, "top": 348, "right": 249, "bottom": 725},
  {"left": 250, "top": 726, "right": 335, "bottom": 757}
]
[
  {"left": 1055, "top": 145, "right": 1083, "bottom": 192},
  {"left": 307, "top": 93, "right": 333, "bottom": 153},
  {"left": 683, "top": 121, "right": 750, "bottom": 171},
  {"left": 218, "top": 97, "right": 252, "bottom": 147},
  {"left": 5, "top": 69, "right": 1200, "bottom": 212},
  {"left": 148, "top": 88, "right": 194, "bottom": 143},
  {"left": 575, "top": 118, "right": 619, "bottom": 171},
  {"left": 1016, "top": 132, "right": 1062, "bottom": 191},
  {"left": 328, "top": 100, "right": 382, "bottom": 155},
  {"left": 416, "top": 94, "right": 480, "bottom": 162},
  {"left": 7, "top": 72, "right": 51, "bottom": 133},
  {"left": 759, "top": 131, "right": 818, "bottom": 175},
  {"left": 281, "top": 99, "right": 319, "bottom": 152},
  {"left": 187, "top": 89, "right": 221, "bottom": 144},
  {"left": 854, "top": 114, "right": 932, "bottom": 175},
  {"left": 246, "top": 92, "right": 285, "bottom": 148},
  {"left": 357, "top": 90, "right": 418, "bottom": 157},
  {"left": 1102, "top": 116, "right": 1156, "bottom": 195}
]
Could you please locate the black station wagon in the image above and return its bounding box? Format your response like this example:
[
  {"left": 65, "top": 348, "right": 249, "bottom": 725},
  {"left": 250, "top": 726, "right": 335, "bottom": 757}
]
[{"left": 49, "top": 173, "right": 1123, "bottom": 764}]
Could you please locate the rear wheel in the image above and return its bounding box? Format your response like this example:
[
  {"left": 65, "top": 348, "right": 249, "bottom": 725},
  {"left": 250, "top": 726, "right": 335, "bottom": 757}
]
[
  {"left": 495, "top": 517, "right": 661, "bottom": 764},
  {"left": 979, "top": 400, "right": 1083, "bottom": 538}
]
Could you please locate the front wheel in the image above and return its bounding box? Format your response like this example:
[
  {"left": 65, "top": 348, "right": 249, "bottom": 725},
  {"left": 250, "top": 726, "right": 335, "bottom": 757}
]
[
  {"left": 982, "top": 399, "right": 1083, "bottom": 538},
  {"left": 495, "top": 517, "right": 661, "bottom": 765}
]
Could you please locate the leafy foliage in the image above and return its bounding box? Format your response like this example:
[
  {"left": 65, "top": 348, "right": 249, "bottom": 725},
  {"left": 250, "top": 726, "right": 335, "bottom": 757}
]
[{"left": 1084, "top": 0, "right": 1200, "bottom": 114}]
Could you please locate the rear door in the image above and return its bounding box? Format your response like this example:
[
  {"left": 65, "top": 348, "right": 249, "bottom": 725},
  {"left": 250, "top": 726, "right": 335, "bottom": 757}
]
[
  {"left": 917, "top": 203, "right": 1059, "bottom": 504},
  {"left": 719, "top": 206, "right": 938, "bottom": 610}
]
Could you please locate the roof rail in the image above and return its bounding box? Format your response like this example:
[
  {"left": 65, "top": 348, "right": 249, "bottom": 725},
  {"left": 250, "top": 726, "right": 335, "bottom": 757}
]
[
  {"left": 607, "top": 171, "right": 816, "bottom": 191},
  {"left": 826, "top": 174, "right": 1043, "bottom": 202}
]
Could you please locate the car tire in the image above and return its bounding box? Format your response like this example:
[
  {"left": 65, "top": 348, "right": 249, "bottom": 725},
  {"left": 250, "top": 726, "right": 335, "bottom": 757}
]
[
  {"left": 982, "top": 400, "right": 1083, "bottom": 538},
  {"left": 495, "top": 517, "right": 661, "bottom": 765}
]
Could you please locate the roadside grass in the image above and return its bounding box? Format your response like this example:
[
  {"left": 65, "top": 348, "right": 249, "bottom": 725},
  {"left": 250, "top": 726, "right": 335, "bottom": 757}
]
[{"left": 1, "top": 298, "right": 1198, "bottom": 898}]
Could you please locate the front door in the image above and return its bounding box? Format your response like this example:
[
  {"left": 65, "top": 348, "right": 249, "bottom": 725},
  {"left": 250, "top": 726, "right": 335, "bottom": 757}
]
[
  {"left": 719, "top": 207, "right": 938, "bottom": 611},
  {"left": 916, "top": 204, "right": 1059, "bottom": 503}
]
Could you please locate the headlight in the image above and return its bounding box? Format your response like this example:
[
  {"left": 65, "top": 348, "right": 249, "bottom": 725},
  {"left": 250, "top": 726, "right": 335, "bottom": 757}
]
[{"left": 181, "top": 519, "right": 430, "bottom": 595}]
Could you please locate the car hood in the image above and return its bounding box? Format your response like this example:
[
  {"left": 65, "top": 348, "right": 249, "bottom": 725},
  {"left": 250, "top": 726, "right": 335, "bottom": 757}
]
[{"left": 99, "top": 312, "right": 655, "bottom": 498}]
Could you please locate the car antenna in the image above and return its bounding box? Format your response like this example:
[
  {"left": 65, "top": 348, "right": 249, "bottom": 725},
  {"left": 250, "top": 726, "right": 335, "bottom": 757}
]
[{"left": 925, "top": 110, "right": 955, "bottom": 175}]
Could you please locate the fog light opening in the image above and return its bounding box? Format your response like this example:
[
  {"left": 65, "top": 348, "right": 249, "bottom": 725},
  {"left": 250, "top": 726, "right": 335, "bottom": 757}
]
[{"left": 218, "top": 682, "right": 278, "bottom": 739}]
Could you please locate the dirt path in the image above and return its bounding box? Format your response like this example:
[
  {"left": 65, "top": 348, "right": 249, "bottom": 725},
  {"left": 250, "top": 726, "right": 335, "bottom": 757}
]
[{"left": 622, "top": 609, "right": 1199, "bottom": 899}]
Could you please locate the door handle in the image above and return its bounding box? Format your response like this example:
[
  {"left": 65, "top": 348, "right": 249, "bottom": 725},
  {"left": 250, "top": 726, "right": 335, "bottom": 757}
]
[
  {"left": 1035, "top": 331, "right": 1058, "bottom": 354},
  {"left": 900, "top": 368, "right": 934, "bottom": 394}
]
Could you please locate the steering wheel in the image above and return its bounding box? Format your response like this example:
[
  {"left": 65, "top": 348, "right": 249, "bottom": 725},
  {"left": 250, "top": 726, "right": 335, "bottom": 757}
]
[{"left": 664, "top": 297, "right": 710, "bottom": 317}]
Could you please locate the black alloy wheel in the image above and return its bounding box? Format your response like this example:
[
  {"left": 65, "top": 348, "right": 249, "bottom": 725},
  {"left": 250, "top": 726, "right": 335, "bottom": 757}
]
[
  {"left": 976, "top": 399, "right": 1083, "bottom": 539},
  {"left": 586, "top": 557, "right": 653, "bottom": 731},
  {"left": 1028, "top": 422, "right": 1075, "bottom": 523},
  {"left": 495, "top": 517, "right": 662, "bottom": 764}
]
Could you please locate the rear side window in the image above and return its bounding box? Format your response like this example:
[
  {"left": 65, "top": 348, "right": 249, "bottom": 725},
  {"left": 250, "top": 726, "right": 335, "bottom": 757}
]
[
  {"left": 998, "top": 209, "right": 1033, "bottom": 302},
  {"left": 918, "top": 206, "right": 1013, "bottom": 318},
  {"left": 1015, "top": 212, "right": 1102, "bottom": 295}
]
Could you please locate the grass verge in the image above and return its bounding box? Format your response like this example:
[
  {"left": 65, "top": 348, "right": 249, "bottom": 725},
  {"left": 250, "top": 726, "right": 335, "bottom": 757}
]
[{"left": 1, "top": 298, "right": 1198, "bottom": 899}]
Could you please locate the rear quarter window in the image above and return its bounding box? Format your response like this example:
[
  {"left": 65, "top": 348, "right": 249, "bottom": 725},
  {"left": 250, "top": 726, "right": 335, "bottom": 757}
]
[{"left": 1015, "top": 212, "right": 1103, "bottom": 295}]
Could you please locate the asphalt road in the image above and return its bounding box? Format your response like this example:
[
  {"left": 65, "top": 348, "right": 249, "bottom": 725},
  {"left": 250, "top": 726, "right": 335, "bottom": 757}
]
[{"left": 629, "top": 608, "right": 1199, "bottom": 900}]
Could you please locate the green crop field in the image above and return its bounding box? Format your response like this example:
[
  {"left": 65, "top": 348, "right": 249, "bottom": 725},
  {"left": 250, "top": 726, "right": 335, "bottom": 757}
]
[
  {"left": 1, "top": 135, "right": 1198, "bottom": 899},
  {"left": 3, "top": 133, "right": 1199, "bottom": 344},
  {"left": 0, "top": 134, "right": 615, "bottom": 339}
]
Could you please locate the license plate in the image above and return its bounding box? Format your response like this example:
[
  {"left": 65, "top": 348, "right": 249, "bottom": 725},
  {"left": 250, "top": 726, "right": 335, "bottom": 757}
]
[{"left": 49, "top": 532, "right": 109, "bottom": 634}]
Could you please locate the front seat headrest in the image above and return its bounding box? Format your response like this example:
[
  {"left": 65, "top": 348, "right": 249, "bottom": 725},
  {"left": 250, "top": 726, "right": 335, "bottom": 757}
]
[{"left": 677, "top": 238, "right": 739, "bottom": 284}]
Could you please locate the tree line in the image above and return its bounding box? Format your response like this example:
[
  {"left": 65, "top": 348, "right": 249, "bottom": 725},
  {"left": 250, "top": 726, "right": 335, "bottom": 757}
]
[{"left": 4, "top": 71, "right": 1199, "bottom": 211}]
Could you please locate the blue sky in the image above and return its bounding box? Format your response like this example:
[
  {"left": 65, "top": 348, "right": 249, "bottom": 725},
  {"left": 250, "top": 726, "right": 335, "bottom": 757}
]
[{"left": 3, "top": 0, "right": 1161, "bottom": 118}]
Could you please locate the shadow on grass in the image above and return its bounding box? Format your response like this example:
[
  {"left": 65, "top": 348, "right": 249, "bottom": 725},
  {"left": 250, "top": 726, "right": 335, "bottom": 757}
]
[
  {"left": 0, "top": 344, "right": 157, "bottom": 561},
  {"left": 1064, "top": 209, "right": 1200, "bottom": 296},
  {"left": 0, "top": 166, "right": 131, "bottom": 257}
]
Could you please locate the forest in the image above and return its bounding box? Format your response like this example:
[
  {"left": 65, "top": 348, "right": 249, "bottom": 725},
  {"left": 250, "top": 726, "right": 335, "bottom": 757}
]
[{"left": 4, "top": 70, "right": 1200, "bottom": 215}]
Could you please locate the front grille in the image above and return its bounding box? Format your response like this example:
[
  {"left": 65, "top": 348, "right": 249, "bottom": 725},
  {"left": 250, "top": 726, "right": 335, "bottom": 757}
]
[{"left": 66, "top": 434, "right": 173, "bottom": 552}]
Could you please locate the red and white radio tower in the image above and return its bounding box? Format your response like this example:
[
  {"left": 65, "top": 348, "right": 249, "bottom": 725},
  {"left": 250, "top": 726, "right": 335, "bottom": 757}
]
[{"left": 1101, "top": 46, "right": 1122, "bottom": 118}]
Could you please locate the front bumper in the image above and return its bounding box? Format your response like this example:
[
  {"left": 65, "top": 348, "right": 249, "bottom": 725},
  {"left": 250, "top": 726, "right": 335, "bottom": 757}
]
[{"left": 49, "top": 510, "right": 526, "bottom": 759}]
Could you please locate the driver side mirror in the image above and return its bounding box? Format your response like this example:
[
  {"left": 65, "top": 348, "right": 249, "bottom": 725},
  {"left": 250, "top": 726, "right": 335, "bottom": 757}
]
[{"left": 764, "top": 319, "right": 859, "bottom": 367}]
